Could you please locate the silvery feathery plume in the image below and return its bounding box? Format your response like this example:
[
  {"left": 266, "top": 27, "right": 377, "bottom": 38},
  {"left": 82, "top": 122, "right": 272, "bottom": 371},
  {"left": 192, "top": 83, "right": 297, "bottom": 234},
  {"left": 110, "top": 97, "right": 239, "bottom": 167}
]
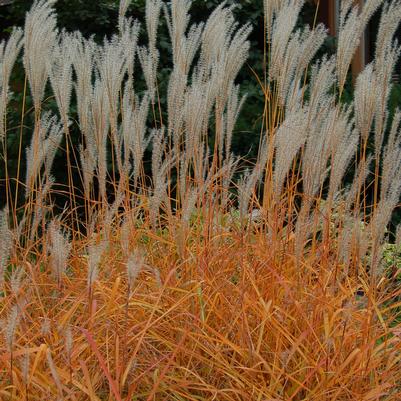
[
  {"left": 221, "top": 154, "right": 239, "bottom": 211},
  {"left": 79, "top": 143, "right": 96, "bottom": 201},
  {"left": 165, "top": 1, "right": 203, "bottom": 146},
  {"left": 238, "top": 138, "right": 268, "bottom": 219},
  {"left": 354, "top": 63, "right": 378, "bottom": 141},
  {"left": 103, "top": 173, "right": 127, "bottom": 235},
  {"left": 120, "top": 216, "right": 132, "bottom": 257},
  {"left": 121, "top": 86, "right": 132, "bottom": 172},
  {"left": 199, "top": 143, "right": 211, "bottom": 186},
  {"left": 122, "top": 89, "right": 150, "bottom": 184},
  {"left": 294, "top": 24, "right": 326, "bottom": 79},
  {"left": 24, "top": 0, "right": 58, "bottom": 113},
  {"left": 373, "top": 4, "right": 401, "bottom": 157},
  {"left": 199, "top": 3, "right": 236, "bottom": 73},
  {"left": 237, "top": 169, "right": 253, "bottom": 221},
  {"left": 275, "top": 24, "right": 326, "bottom": 104},
  {"left": 175, "top": 186, "right": 198, "bottom": 259},
  {"left": 76, "top": 122, "right": 96, "bottom": 197},
  {"left": 165, "top": 0, "right": 203, "bottom": 73},
  {"left": 171, "top": 63, "right": 212, "bottom": 163},
  {"left": 308, "top": 56, "right": 336, "bottom": 115},
  {"left": 374, "top": 48, "right": 398, "bottom": 156},
  {"left": 120, "top": 18, "right": 140, "bottom": 89},
  {"left": 223, "top": 84, "right": 247, "bottom": 160},
  {"left": 300, "top": 129, "right": 335, "bottom": 212},
  {"left": 284, "top": 79, "right": 304, "bottom": 117},
  {"left": 264, "top": 0, "right": 283, "bottom": 43},
  {"left": 118, "top": 0, "right": 131, "bottom": 32},
  {"left": 29, "top": 176, "right": 54, "bottom": 241},
  {"left": 91, "top": 78, "right": 110, "bottom": 203},
  {"left": 10, "top": 266, "right": 24, "bottom": 296},
  {"left": 46, "top": 348, "right": 63, "bottom": 398},
  {"left": 47, "top": 30, "right": 76, "bottom": 123},
  {"left": 146, "top": 0, "right": 162, "bottom": 56},
  {"left": 0, "top": 28, "right": 23, "bottom": 142},
  {"left": 87, "top": 241, "right": 107, "bottom": 290},
  {"left": 164, "top": 0, "right": 191, "bottom": 65},
  {"left": 368, "top": 194, "right": 397, "bottom": 257},
  {"left": 138, "top": 45, "right": 159, "bottom": 104},
  {"left": 96, "top": 36, "right": 127, "bottom": 172},
  {"left": 138, "top": 0, "right": 162, "bottom": 104},
  {"left": 294, "top": 204, "right": 321, "bottom": 262},
  {"left": 47, "top": 219, "right": 72, "bottom": 286},
  {"left": 167, "top": 16, "right": 203, "bottom": 93},
  {"left": 379, "top": 110, "right": 401, "bottom": 204},
  {"left": 271, "top": 27, "right": 302, "bottom": 104},
  {"left": 296, "top": 91, "right": 337, "bottom": 247},
  {"left": 302, "top": 105, "right": 336, "bottom": 201},
  {"left": 327, "top": 105, "right": 359, "bottom": 200},
  {"left": 366, "top": 111, "right": 401, "bottom": 260},
  {"left": 301, "top": 58, "right": 336, "bottom": 199},
  {"left": 1, "top": 305, "right": 20, "bottom": 352},
  {"left": 96, "top": 36, "right": 126, "bottom": 118},
  {"left": 126, "top": 249, "right": 145, "bottom": 296},
  {"left": 150, "top": 157, "right": 172, "bottom": 229},
  {"left": 269, "top": 0, "right": 303, "bottom": 85},
  {"left": 64, "top": 324, "right": 73, "bottom": 358},
  {"left": 150, "top": 127, "right": 165, "bottom": 183},
  {"left": 0, "top": 207, "right": 12, "bottom": 287},
  {"left": 72, "top": 33, "right": 96, "bottom": 147},
  {"left": 73, "top": 34, "right": 97, "bottom": 199},
  {"left": 336, "top": 0, "right": 359, "bottom": 90},
  {"left": 338, "top": 215, "right": 361, "bottom": 270},
  {"left": 61, "top": 323, "right": 73, "bottom": 384},
  {"left": 360, "top": 0, "right": 384, "bottom": 24},
  {"left": 178, "top": 149, "right": 190, "bottom": 203},
  {"left": 41, "top": 317, "right": 51, "bottom": 336},
  {"left": 375, "top": 0, "right": 401, "bottom": 66},
  {"left": 25, "top": 112, "right": 63, "bottom": 197},
  {"left": 15, "top": 215, "right": 27, "bottom": 246},
  {"left": 273, "top": 108, "right": 308, "bottom": 200},
  {"left": 183, "top": 82, "right": 211, "bottom": 164},
  {"left": 181, "top": 155, "right": 234, "bottom": 233},
  {"left": 345, "top": 155, "right": 373, "bottom": 213},
  {"left": 336, "top": 0, "right": 381, "bottom": 91},
  {"left": 166, "top": 68, "right": 186, "bottom": 147},
  {"left": 211, "top": 21, "right": 252, "bottom": 100},
  {"left": 149, "top": 128, "right": 169, "bottom": 219},
  {"left": 181, "top": 186, "right": 199, "bottom": 228},
  {"left": 178, "top": 155, "right": 187, "bottom": 204}
]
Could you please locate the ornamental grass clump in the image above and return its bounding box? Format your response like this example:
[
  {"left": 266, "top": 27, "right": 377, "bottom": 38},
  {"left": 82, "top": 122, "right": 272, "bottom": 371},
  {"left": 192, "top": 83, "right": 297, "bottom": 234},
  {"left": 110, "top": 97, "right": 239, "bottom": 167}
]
[{"left": 1, "top": 0, "right": 401, "bottom": 399}]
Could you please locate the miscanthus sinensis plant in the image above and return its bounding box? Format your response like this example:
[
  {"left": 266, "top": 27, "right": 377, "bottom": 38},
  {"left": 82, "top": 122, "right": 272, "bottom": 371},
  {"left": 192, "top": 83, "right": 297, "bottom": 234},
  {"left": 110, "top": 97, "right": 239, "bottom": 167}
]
[{"left": 1, "top": 0, "right": 401, "bottom": 399}]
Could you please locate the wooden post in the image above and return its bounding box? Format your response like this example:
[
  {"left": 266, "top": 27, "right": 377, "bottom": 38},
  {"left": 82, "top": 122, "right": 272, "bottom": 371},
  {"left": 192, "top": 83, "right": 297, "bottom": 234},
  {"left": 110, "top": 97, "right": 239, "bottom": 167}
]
[
  {"left": 327, "top": 0, "right": 337, "bottom": 36},
  {"left": 315, "top": 0, "right": 337, "bottom": 35}
]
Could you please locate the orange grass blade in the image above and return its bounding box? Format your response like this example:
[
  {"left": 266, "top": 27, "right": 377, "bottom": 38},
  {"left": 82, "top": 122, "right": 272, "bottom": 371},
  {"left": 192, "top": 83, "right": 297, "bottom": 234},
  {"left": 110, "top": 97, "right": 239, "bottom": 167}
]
[
  {"left": 79, "top": 359, "right": 100, "bottom": 401},
  {"left": 80, "top": 328, "right": 123, "bottom": 401}
]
